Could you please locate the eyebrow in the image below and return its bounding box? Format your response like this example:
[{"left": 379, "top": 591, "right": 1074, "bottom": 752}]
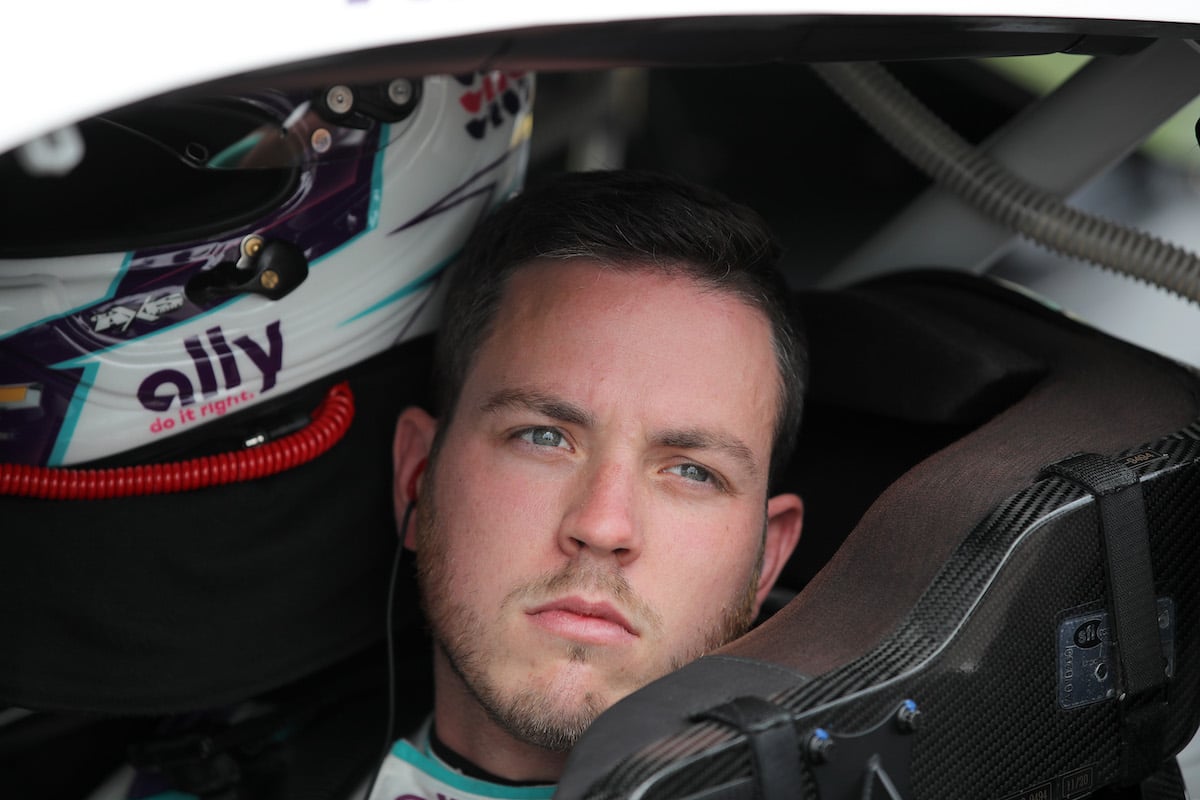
[
  {"left": 655, "top": 428, "right": 760, "bottom": 477},
  {"left": 481, "top": 388, "right": 595, "bottom": 428},
  {"left": 482, "top": 389, "right": 760, "bottom": 477}
]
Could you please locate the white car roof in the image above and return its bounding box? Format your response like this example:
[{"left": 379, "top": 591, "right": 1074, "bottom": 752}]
[{"left": 4, "top": 0, "right": 1200, "bottom": 153}]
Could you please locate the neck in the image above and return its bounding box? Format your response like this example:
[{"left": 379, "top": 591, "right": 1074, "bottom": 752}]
[{"left": 431, "top": 650, "right": 569, "bottom": 783}]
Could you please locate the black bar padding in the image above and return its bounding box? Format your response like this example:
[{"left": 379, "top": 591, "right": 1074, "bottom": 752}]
[
  {"left": 698, "top": 696, "right": 803, "bottom": 800},
  {"left": 1042, "top": 453, "right": 1164, "bottom": 699},
  {"left": 1041, "top": 451, "right": 1168, "bottom": 781}
]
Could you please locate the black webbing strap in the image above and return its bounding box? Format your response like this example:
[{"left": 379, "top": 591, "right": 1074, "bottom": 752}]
[
  {"left": 1041, "top": 452, "right": 1168, "bottom": 781},
  {"left": 698, "top": 696, "right": 802, "bottom": 800}
]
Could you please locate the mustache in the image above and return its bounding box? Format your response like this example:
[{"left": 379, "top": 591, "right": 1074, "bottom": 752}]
[{"left": 505, "top": 562, "right": 664, "bottom": 636}]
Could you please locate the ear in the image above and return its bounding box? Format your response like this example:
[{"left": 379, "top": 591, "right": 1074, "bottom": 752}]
[
  {"left": 753, "top": 493, "right": 804, "bottom": 614},
  {"left": 393, "top": 406, "right": 438, "bottom": 550}
]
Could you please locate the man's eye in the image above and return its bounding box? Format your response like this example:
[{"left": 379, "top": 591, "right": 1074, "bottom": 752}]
[
  {"left": 668, "top": 463, "right": 713, "bottom": 484},
  {"left": 519, "top": 427, "right": 568, "bottom": 448}
]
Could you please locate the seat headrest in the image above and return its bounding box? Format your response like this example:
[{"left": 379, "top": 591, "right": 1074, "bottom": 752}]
[{"left": 798, "top": 284, "right": 1047, "bottom": 426}]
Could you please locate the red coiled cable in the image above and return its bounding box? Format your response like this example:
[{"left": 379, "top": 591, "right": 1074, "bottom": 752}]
[{"left": 0, "top": 382, "right": 354, "bottom": 500}]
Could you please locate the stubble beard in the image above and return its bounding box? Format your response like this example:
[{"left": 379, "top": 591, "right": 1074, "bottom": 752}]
[{"left": 414, "top": 474, "right": 763, "bottom": 752}]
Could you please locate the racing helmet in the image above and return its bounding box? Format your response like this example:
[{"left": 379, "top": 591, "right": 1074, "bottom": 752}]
[{"left": 0, "top": 71, "right": 533, "bottom": 469}]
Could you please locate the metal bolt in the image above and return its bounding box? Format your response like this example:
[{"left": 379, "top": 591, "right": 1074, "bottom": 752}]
[
  {"left": 325, "top": 85, "right": 354, "bottom": 115},
  {"left": 259, "top": 270, "right": 280, "bottom": 291},
  {"left": 241, "top": 235, "right": 264, "bottom": 259},
  {"left": 805, "top": 728, "right": 834, "bottom": 764},
  {"left": 895, "top": 700, "right": 921, "bottom": 733},
  {"left": 387, "top": 78, "right": 415, "bottom": 106},
  {"left": 310, "top": 128, "right": 332, "bottom": 154}
]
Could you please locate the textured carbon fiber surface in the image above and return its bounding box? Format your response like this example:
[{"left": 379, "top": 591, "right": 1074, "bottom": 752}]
[{"left": 579, "top": 427, "right": 1200, "bottom": 800}]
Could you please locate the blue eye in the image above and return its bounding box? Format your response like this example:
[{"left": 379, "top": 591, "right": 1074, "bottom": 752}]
[
  {"left": 520, "top": 427, "right": 567, "bottom": 448},
  {"left": 671, "top": 463, "right": 712, "bottom": 483}
]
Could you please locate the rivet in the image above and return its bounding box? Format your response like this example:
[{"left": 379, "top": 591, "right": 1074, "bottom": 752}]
[
  {"left": 806, "top": 728, "right": 834, "bottom": 764},
  {"left": 311, "top": 128, "right": 332, "bottom": 154},
  {"left": 388, "top": 78, "right": 415, "bottom": 106},
  {"left": 895, "top": 700, "right": 921, "bottom": 733},
  {"left": 325, "top": 85, "right": 354, "bottom": 114},
  {"left": 260, "top": 270, "right": 280, "bottom": 290},
  {"left": 241, "top": 235, "right": 264, "bottom": 259}
]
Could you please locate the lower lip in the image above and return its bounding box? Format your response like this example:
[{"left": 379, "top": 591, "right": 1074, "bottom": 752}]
[{"left": 529, "top": 609, "right": 637, "bottom": 645}]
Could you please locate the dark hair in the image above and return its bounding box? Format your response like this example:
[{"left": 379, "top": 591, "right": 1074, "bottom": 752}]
[{"left": 434, "top": 169, "right": 807, "bottom": 480}]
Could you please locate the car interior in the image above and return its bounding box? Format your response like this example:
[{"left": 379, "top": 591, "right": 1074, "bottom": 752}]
[{"left": 3, "top": 12, "right": 1200, "bottom": 800}]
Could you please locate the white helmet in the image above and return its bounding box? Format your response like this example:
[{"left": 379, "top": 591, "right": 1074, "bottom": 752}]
[{"left": 0, "top": 71, "right": 533, "bottom": 471}]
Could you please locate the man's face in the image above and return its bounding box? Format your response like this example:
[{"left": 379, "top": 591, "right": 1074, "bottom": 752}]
[{"left": 415, "top": 260, "right": 791, "bottom": 753}]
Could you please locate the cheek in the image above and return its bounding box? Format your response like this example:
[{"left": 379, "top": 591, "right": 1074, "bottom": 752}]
[
  {"left": 641, "top": 513, "right": 762, "bottom": 616},
  {"left": 431, "top": 443, "right": 562, "bottom": 582}
]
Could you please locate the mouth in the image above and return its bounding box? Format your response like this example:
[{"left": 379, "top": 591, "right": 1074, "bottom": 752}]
[{"left": 526, "top": 596, "right": 639, "bottom": 645}]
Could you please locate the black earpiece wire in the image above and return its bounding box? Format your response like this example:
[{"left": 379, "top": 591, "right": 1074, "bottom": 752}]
[{"left": 361, "top": 499, "right": 414, "bottom": 800}]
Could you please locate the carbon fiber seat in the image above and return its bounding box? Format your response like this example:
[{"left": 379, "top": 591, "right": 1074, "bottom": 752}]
[{"left": 557, "top": 271, "right": 1200, "bottom": 800}]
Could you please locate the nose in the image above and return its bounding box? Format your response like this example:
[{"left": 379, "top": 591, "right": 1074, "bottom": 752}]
[{"left": 558, "top": 460, "right": 642, "bottom": 565}]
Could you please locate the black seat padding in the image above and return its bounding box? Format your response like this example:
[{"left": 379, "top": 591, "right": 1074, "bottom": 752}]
[
  {"left": 769, "top": 270, "right": 1196, "bottom": 675},
  {"left": 779, "top": 274, "right": 1049, "bottom": 590},
  {"left": 559, "top": 270, "right": 1200, "bottom": 800}
]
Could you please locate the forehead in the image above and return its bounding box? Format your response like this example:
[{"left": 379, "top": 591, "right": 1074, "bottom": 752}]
[{"left": 460, "top": 259, "right": 781, "bottom": 451}]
